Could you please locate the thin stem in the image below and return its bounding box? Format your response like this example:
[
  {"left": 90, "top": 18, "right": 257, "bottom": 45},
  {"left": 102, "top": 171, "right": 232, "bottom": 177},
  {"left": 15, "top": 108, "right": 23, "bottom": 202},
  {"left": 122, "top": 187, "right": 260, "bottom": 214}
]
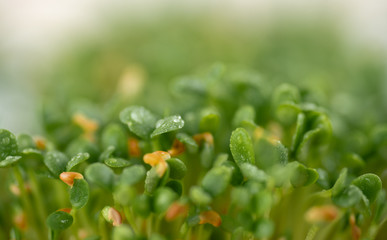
[
  {"left": 146, "top": 214, "right": 154, "bottom": 237},
  {"left": 124, "top": 206, "right": 139, "bottom": 234},
  {"left": 98, "top": 214, "right": 109, "bottom": 240},
  {"left": 305, "top": 225, "right": 319, "bottom": 240},
  {"left": 13, "top": 166, "right": 43, "bottom": 239},
  {"left": 27, "top": 169, "right": 48, "bottom": 237},
  {"left": 70, "top": 209, "right": 80, "bottom": 240}
]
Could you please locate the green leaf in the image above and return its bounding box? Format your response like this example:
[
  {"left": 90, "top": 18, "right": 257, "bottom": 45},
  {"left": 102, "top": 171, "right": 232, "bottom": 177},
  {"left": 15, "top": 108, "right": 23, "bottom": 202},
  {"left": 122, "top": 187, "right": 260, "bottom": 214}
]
[
  {"left": 120, "top": 165, "right": 146, "bottom": 185},
  {"left": 85, "top": 163, "right": 115, "bottom": 190},
  {"left": 151, "top": 115, "right": 185, "bottom": 138},
  {"left": 0, "top": 129, "right": 18, "bottom": 161},
  {"left": 222, "top": 161, "right": 243, "bottom": 186},
  {"left": 176, "top": 133, "right": 198, "bottom": 151},
  {"left": 331, "top": 168, "right": 348, "bottom": 197},
  {"left": 291, "top": 113, "right": 306, "bottom": 154},
  {"left": 289, "top": 162, "right": 319, "bottom": 187},
  {"left": 46, "top": 211, "right": 73, "bottom": 230},
  {"left": 189, "top": 186, "right": 212, "bottom": 206},
  {"left": 70, "top": 179, "right": 89, "bottom": 209},
  {"left": 66, "top": 152, "right": 90, "bottom": 171},
  {"left": 231, "top": 187, "right": 251, "bottom": 207},
  {"left": 200, "top": 142, "right": 214, "bottom": 169},
  {"left": 332, "top": 185, "right": 363, "bottom": 208},
  {"left": 232, "top": 105, "right": 256, "bottom": 128},
  {"left": 101, "top": 124, "right": 127, "bottom": 157},
  {"left": 104, "top": 158, "right": 131, "bottom": 168},
  {"left": 66, "top": 138, "right": 99, "bottom": 162},
  {"left": 166, "top": 158, "right": 187, "bottom": 180},
  {"left": 120, "top": 106, "right": 157, "bottom": 139},
  {"left": 230, "top": 128, "right": 255, "bottom": 166},
  {"left": 44, "top": 151, "right": 69, "bottom": 178},
  {"left": 201, "top": 166, "right": 232, "bottom": 196},
  {"left": 165, "top": 180, "right": 183, "bottom": 196},
  {"left": 153, "top": 187, "right": 178, "bottom": 213},
  {"left": 144, "top": 167, "right": 161, "bottom": 194},
  {"left": 132, "top": 194, "right": 151, "bottom": 218},
  {"left": 21, "top": 148, "right": 43, "bottom": 160},
  {"left": 199, "top": 108, "right": 220, "bottom": 132},
  {"left": 114, "top": 185, "right": 137, "bottom": 206},
  {"left": 99, "top": 146, "right": 115, "bottom": 162},
  {"left": 0, "top": 156, "right": 22, "bottom": 168},
  {"left": 352, "top": 173, "right": 382, "bottom": 204},
  {"left": 253, "top": 219, "right": 274, "bottom": 238},
  {"left": 17, "top": 134, "right": 36, "bottom": 151},
  {"left": 239, "top": 163, "right": 267, "bottom": 182},
  {"left": 112, "top": 224, "right": 135, "bottom": 240}
]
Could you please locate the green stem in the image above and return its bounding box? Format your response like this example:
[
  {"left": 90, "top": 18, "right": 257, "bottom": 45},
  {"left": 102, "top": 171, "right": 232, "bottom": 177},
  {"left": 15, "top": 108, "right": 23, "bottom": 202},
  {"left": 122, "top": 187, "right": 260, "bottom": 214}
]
[
  {"left": 27, "top": 169, "right": 48, "bottom": 237},
  {"left": 197, "top": 225, "right": 205, "bottom": 240},
  {"left": 123, "top": 206, "right": 138, "bottom": 234},
  {"left": 13, "top": 166, "right": 43, "bottom": 239},
  {"left": 98, "top": 214, "right": 109, "bottom": 240},
  {"left": 70, "top": 209, "right": 80, "bottom": 240},
  {"left": 146, "top": 214, "right": 154, "bottom": 237},
  {"left": 305, "top": 225, "right": 319, "bottom": 240},
  {"left": 151, "top": 136, "right": 161, "bottom": 151}
]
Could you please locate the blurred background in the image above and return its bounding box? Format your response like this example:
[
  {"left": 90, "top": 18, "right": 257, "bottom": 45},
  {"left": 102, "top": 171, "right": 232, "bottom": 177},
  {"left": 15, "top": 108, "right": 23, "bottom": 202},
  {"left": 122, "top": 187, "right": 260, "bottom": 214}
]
[{"left": 1, "top": 0, "right": 387, "bottom": 135}]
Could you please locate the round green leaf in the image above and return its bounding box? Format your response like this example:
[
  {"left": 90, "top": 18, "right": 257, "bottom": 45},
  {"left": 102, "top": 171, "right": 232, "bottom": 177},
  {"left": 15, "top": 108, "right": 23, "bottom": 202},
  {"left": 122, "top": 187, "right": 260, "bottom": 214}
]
[
  {"left": 166, "top": 158, "right": 187, "bottom": 180},
  {"left": 104, "top": 158, "right": 131, "bottom": 168},
  {"left": 113, "top": 224, "right": 135, "bottom": 240},
  {"left": 0, "top": 156, "right": 22, "bottom": 168},
  {"left": 201, "top": 166, "right": 232, "bottom": 196},
  {"left": 66, "top": 138, "right": 99, "bottom": 162},
  {"left": 189, "top": 186, "right": 212, "bottom": 206},
  {"left": 239, "top": 163, "right": 267, "bottom": 182},
  {"left": 200, "top": 142, "right": 214, "bottom": 169},
  {"left": 151, "top": 115, "right": 185, "bottom": 138},
  {"left": 120, "top": 165, "right": 146, "bottom": 186},
  {"left": 17, "top": 134, "right": 36, "bottom": 151},
  {"left": 290, "top": 162, "right": 319, "bottom": 188},
  {"left": 133, "top": 194, "right": 151, "bottom": 218},
  {"left": 176, "top": 133, "right": 198, "bottom": 151},
  {"left": 165, "top": 180, "right": 183, "bottom": 196},
  {"left": 253, "top": 219, "right": 274, "bottom": 238},
  {"left": 153, "top": 187, "right": 178, "bottom": 213},
  {"left": 120, "top": 106, "right": 157, "bottom": 139},
  {"left": 199, "top": 109, "right": 220, "bottom": 132},
  {"left": 332, "top": 185, "right": 363, "bottom": 208},
  {"left": 46, "top": 211, "right": 73, "bottom": 230},
  {"left": 101, "top": 124, "right": 127, "bottom": 157},
  {"left": 70, "top": 179, "right": 89, "bottom": 209},
  {"left": 0, "top": 129, "right": 18, "bottom": 161},
  {"left": 352, "top": 173, "right": 382, "bottom": 203},
  {"left": 67, "top": 152, "right": 90, "bottom": 171},
  {"left": 44, "top": 151, "right": 69, "bottom": 178},
  {"left": 230, "top": 128, "right": 255, "bottom": 166},
  {"left": 85, "top": 163, "right": 115, "bottom": 190},
  {"left": 232, "top": 105, "right": 256, "bottom": 128},
  {"left": 99, "top": 146, "right": 115, "bottom": 162}
]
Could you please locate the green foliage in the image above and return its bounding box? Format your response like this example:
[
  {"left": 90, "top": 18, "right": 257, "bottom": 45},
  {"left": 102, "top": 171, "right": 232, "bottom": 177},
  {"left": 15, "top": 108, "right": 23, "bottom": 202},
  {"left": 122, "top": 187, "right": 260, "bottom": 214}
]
[{"left": 46, "top": 211, "right": 73, "bottom": 231}]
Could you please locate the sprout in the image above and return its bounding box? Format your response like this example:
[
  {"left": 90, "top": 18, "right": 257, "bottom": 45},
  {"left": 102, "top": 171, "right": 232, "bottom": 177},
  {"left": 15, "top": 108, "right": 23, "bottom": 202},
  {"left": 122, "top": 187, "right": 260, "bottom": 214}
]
[
  {"left": 102, "top": 206, "right": 122, "bottom": 226},
  {"left": 199, "top": 210, "right": 221, "bottom": 227},
  {"left": 165, "top": 202, "right": 189, "bottom": 221},
  {"left": 60, "top": 172, "right": 84, "bottom": 187}
]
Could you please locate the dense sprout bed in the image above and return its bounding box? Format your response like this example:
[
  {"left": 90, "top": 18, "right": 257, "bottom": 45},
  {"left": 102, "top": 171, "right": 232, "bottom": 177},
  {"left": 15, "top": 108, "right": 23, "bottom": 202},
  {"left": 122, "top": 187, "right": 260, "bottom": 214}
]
[{"left": 1, "top": 64, "right": 387, "bottom": 240}]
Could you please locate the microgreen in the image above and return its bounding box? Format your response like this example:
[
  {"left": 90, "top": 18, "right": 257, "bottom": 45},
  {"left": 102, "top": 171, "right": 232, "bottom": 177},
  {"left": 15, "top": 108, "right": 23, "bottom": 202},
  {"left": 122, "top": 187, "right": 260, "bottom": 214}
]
[{"left": 1, "top": 64, "right": 387, "bottom": 240}]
